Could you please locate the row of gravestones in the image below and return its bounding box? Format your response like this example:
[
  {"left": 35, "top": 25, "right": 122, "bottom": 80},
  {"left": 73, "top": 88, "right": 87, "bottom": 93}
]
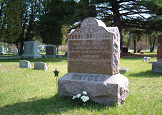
[
  {"left": 0, "top": 46, "right": 18, "bottom": 55},
  {"left": 21, "top": 42, "right": 62, "bottom": 59},
  {"left": 0, "top": 42, "right": 61, "bottom": 58},
  {"left": 19, "top": 60, "right": 48, "bottom": 71}
]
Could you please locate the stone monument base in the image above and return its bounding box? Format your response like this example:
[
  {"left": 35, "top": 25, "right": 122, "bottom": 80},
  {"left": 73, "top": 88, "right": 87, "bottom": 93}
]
[
  {"left": 152, "top": 61, "right": 162, "bottom": 73},
  {"left": 58, "top": 73, "right": 129, "bottom": 106},
  {"left": 43, "top": 55, "right": 56, "bottom": 58},
  {"left": 21, "top": 54, "right": 42, "bottom": 59}
]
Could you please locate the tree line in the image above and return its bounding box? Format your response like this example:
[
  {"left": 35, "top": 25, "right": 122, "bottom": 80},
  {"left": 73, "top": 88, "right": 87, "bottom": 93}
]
[{"left": 0, "top": 0, "right": 162, "bottom": 55}]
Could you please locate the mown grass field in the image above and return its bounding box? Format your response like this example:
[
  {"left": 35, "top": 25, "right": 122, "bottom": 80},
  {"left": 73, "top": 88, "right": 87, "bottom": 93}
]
[{"left": 0, "top": 53, "right": 162, "bottom": 115}]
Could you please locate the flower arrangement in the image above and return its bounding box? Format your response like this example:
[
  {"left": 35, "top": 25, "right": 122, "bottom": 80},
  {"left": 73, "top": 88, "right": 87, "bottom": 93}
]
[{"left": 72, "top": 91, "right": 89, "bottom": 102}]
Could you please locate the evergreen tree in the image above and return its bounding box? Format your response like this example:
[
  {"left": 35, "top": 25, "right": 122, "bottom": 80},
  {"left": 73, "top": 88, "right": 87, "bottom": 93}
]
[
  {"left": 0, "top": 0, "right": 22, "bottom": 43},
  {"left": 38, "top": 0, "right": 76, "bottom": 53},
  {"left": 90, "top": 0, "right": 162, "bottom": 53},
  {"left": 18, "top": 0, "right": 41, "bottom": 55}
]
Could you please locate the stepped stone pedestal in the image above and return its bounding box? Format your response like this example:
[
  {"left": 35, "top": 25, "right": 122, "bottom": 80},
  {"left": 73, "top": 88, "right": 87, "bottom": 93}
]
[{"left": 59, "top": 73, "right": 129, "bottom": 105}]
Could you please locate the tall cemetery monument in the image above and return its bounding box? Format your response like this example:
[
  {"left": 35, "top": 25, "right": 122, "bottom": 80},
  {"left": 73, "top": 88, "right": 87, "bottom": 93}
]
[
  {"left": 21, "top": 41, "right": 42, "bottom": 59},
  {"left": 152, "top": 35, "right": 162, "bottom": 73},
  {"left": 58, "top": 17, "right": 129, "bottom": 105}
]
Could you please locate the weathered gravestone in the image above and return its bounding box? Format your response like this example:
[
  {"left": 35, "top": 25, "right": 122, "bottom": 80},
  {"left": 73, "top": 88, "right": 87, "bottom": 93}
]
[
  {"left": 21, "top": 41, "right": 42, "bottom": 59},
  {"left": 34, "top": 62, "right": 48, "bottom": 71},
  {"left": 13, "top": 48, "right": 18, "bottom": 55},
  {"left": 0, "top": 46, "right": 4, "bottom": 55},
  {"left": 19, "top": 60, "right": 31, "bottom": 68},
  {"left": 58, "top": 17, "right": 129, "bottom": 105},
  {"left": 45, "top": 45, "right": 56, "bottom": 58},
  {"left": 152, "top": 35, "right": 162, "bottom": 73}
]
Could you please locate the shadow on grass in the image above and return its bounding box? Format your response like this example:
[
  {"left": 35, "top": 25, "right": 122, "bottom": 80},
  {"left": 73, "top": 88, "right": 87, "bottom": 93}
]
[
  {"left": 0, "top": 94, "right": 108, "bottom": 115},
  {"left": 128, "top": 70, "right": 161, "bottom": 78},
  {"left": 0, "top": 57, "right": 67, "bottom": 63}
]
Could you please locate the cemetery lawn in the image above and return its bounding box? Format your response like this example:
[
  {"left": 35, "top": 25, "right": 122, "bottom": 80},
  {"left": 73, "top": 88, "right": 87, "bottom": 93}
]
[{"left": 0, "top": 55, "right": 162, "bottom": 115}]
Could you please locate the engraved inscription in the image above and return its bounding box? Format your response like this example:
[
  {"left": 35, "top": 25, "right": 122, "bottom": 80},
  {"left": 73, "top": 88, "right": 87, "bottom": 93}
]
[
  {"left": 71, "top": 74, "right": 107, "bottom": 82},
  {"left": 68, "top": 39, "right": 112, "bottom": 74}
]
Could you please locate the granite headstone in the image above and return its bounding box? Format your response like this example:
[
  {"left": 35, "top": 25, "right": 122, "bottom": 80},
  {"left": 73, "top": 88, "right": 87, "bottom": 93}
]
[
  {"left": 58, "top": 17, "right": 129, "bottom": 105},
  {"left": 34, "top": 62, "right": 48, "bottom": 71},
  {"left": 152, "top": 35, "right": 162, "bottom": 73},
  {"left": 19, "top": 60, "right": 31, "bottom": 68},
  {"left": 21, "top": 41, "right": 42, "bottom": 59},
  {"left": 45, "top": 45, "right": 56, "bottom": 58}
]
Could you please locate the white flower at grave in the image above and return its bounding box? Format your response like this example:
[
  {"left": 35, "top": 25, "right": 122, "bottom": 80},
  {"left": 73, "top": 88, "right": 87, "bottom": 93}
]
[
  {"left": 81, "top": 96, "right": 89, "bottom": 102},
  {"left": 82, "top": 91, "right": 87, "bottom": 95},
  {"left": 76, "top": 94, "right": 81, "bottom": 98},
  {"left": 72, "top": 96, "right": 77, "bottom": 100}
]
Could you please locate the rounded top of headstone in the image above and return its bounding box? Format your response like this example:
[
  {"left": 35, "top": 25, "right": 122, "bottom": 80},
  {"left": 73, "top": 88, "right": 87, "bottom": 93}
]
[
  {"left": 70, "top": 29, "right": 75, "bottom": 34},
  {"left": 81, "top": 17, "right": 106, "bottom": 29}
]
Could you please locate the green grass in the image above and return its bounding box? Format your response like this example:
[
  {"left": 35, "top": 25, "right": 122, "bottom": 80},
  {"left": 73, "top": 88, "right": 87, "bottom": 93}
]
[
  {"left": 0, "top": 52, "right": 18, "bottom": 57},
  {"left": 0, "top": 51, "right": 65, "bottom": 57},
  {"left": 39, "top": 51, "right": 65, "bottom": 55},
  {"left": 0, "top": 55, "right": 162, "bottom": 114}
]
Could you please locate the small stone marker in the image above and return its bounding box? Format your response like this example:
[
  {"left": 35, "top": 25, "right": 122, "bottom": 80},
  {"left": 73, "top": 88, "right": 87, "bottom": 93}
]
[
  {"left": 21, "top": 41, "right": 42, "bottom": 59},
  {"left": 19, "top": 60, "right": 31, "bottom": 68},
  {"left": 34, "top": 62, "right": 48, "bottom": 71},
  {"left": 58, "top": 17, "right": 129, "bottom": 106},
  {"left": 122, "top": 45, "right": 128, "bottom": 53},
  {"left": 13, "top": 48, "right": 18, "bottom": 55},
  {"left": 0, "top": 46, "right": 4, "bottom": 55},
  {"left": 152, "top": 35, "right": 162, "bottom": 73},
  {"left": 119, "top": 67, "right": 129, "bottom": 73},
  {"left": 143, "top": 56, "right": 151, "bottom": 61}
]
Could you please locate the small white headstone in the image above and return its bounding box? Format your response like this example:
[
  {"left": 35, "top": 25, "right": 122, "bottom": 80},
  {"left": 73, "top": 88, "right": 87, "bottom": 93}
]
[
  {"left": 13, "top": 48, "right": 18, "bottom": 55},
  {"left": 143, "top": 56, "right": 151, "bottom": 61},
  {"left": 0, "top": 46, "right": 4, "bottom": 55},
  {"left": 119, "top": 67, "right": 129, "bottom": 73},
  {"left": 19, "top": 60, "right": 31, "bottom": 68},
  {"left": 34, "top": 62, "right": 48, "bottom": 71}
]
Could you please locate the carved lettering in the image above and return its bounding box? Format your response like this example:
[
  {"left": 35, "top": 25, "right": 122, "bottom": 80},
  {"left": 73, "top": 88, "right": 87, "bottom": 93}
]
[
  {"left": 71, "top": 74, "right": 77, "bottom": 80},
  {"left": 88, "top": 75, "right": 94, "bottom": 81},
  {"left": 83, "top": 75, "right": 88, "bottom": 80},
  {"left": 94, "top": 75, "right": 100, "bottom": 81},
  {"left": 76, "top": 74, "right": 83, "bottom": 80},
  {"left": 71, "top": 74, "right": 107, "bottom": 82},
  {"left": 100, "top": 76, "right": 106, "bottom": 81}
]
